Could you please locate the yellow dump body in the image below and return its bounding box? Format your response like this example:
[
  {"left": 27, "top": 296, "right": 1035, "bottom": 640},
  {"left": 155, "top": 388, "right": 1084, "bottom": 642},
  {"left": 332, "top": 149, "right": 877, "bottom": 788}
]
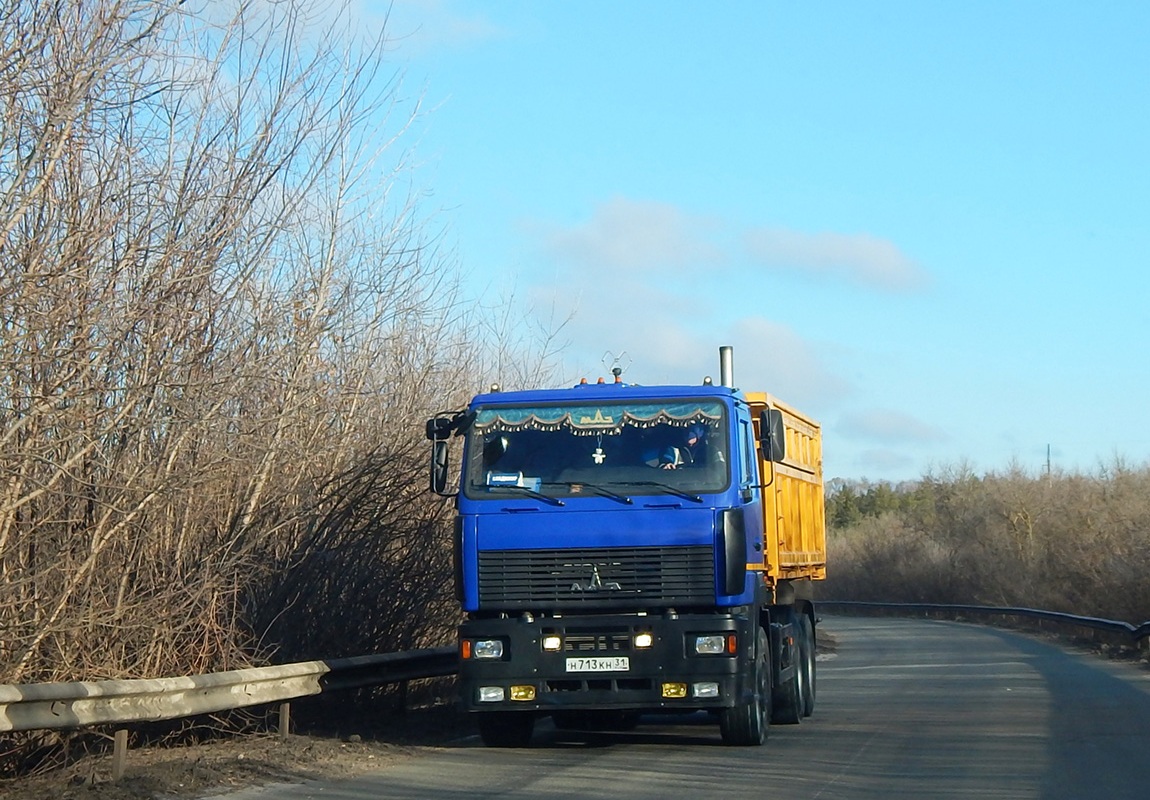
[{"left": 745, "top": 392, "right": 827, "bottom": 587}]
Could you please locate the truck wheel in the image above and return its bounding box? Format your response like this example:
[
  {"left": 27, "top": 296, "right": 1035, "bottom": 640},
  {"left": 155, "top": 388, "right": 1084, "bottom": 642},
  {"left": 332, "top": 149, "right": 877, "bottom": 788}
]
[
  {"left": 799, "top": 614, "right": 816, "bottom": 717},
  {"left": 719, "top": 628, "right": 771, "bottom": 745},
  {"left": 772, "top": 615, "right": 803, "bottom": 725},
  {"left": 477, "top": 711, "right": 535, "bottom": 747}
]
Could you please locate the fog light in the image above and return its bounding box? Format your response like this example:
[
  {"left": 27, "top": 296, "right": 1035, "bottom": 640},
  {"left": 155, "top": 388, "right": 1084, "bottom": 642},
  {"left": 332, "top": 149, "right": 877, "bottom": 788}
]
[
  {"left": 542, "top": 635, "right": 562, "bottom": 652},
  {"left": 510, "top": 685, "right": 536, "bottom": 701},
  {"left": 693, "top": 682, "right": 720, "bottom": 699},
  {"left": 634, "top": 632, "right": 654, "bottom": 649},
  {"left": 473, "top": 639, "right": 504, "bottom": 660},
  {"left": 662, "top": 682, "right": 688, "bottom": 699},
  {"left": 694, "top": 635, "right": 725, "bottom": 655},
  {"left": 478, "top": 686, "right": 505, "bottom": 702}
]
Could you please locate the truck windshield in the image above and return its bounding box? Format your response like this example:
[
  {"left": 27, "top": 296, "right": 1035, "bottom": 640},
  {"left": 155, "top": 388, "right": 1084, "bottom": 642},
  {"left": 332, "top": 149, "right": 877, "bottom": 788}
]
[{"left": 463, "top": 400, "right": 729, "bottom": 500}]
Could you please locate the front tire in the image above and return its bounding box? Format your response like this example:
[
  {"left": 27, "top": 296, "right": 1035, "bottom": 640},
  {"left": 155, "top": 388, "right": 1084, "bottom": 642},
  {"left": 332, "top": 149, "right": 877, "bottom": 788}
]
[
  {"left": 720, "top": 628, "right": 771, "bottom": 745},
  {"left": 477, "top": 711, "right": 535, "bottom": 747}
]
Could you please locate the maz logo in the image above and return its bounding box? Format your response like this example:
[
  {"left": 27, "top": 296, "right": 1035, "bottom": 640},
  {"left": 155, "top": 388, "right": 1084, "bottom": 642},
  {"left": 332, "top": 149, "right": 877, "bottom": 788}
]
[{"left": 569, "top": 563, "right": 622, "bottom": 592}]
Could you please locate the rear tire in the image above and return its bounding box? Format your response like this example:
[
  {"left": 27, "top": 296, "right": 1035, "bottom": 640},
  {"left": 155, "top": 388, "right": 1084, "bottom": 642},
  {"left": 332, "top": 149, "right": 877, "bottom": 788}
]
[
  {"left": 719, "top": 628, "right": 771, "bottom": 745},
  {"left": 799, "top": 614, "right": 816, "bottom": 717},
  {"left": 477, "top": 711, "right": 535, "bottom": 747}
]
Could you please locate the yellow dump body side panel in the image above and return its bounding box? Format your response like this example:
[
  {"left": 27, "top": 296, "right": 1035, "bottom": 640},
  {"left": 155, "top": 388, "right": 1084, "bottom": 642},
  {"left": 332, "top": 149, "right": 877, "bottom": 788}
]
[{"left": 745, "top": 392, "right": 827, "bottom": 586}]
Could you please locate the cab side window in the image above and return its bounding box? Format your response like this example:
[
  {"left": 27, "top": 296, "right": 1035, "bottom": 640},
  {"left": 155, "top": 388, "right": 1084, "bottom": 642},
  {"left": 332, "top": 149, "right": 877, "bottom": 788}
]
[{"left": 740, "top": 419, "right": 756, "bottom": 489}]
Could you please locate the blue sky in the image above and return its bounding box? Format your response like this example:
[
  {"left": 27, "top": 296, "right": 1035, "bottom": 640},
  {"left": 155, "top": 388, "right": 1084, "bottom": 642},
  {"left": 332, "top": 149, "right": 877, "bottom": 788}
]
[{"left": 370, "top": 1, "right": 1150, "bottom": 482}]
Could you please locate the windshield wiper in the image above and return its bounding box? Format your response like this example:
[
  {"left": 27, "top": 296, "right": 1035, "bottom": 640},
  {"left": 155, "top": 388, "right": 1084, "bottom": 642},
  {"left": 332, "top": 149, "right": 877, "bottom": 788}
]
[
  {"left": 482, "top": 484, "right": 565, "bottom": 506},
  {"left": 545, "top": 481, "right": 633, "bottom": 505},
  {"left": 617, "top": 481, "right": 703, "bottom": 504}
]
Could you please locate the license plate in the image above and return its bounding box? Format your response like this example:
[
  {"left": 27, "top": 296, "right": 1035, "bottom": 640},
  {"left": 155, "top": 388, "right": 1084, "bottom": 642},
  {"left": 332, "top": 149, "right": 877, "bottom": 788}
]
[{"left": 566, "top": 656, "right": 630, "bottom": 672}]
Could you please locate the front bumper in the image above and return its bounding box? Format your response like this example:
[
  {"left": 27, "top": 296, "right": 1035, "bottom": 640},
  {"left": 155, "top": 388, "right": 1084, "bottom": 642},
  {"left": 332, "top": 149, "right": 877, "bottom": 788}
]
[{"left": 458, "top": 611, "right": 758, "bottom": 713}]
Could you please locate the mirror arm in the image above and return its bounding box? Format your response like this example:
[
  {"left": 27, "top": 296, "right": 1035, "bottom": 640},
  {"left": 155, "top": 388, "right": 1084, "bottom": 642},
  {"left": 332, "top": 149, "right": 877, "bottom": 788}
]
[{"left": 761, "top": 457, "right": 776, "bottom": 490}]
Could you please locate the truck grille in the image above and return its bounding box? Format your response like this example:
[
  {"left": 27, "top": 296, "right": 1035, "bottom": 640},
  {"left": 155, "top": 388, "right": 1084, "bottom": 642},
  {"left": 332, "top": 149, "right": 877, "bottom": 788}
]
[
  {"left": 564, "top": 631, "right": 631, "bottom": 652},
  {"left": 477, "top": 546, "right": 714, "bottom": 610}
]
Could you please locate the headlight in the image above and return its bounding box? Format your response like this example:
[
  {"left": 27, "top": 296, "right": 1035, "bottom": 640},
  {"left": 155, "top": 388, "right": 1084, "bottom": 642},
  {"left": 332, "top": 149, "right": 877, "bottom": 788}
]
[
  {"left": 478, "top": 686, "right": 505, "bottom": 702},
  {"left": 694, "top": 635, "right": 726, "bottom": 655},
  {"left": 542, "top": 635, "right": 562, "bottom": 652},
  {"left": 472, "top": 639, "right": 504, "bottom": 659},
  {"left": 634, "top": 632, "right": 654, "bottom": 649}
]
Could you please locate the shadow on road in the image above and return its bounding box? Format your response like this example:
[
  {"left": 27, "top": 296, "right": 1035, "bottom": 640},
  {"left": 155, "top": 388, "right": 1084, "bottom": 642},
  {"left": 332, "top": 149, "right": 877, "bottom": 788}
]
[{"left": 971, "top": 627, "right": 1150, "bottom": 800}]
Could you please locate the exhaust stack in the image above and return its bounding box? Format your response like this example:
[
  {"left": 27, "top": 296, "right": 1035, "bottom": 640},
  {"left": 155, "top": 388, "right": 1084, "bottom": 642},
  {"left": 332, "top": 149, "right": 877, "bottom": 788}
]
[{"left": 719, "top": 345, "right": 734, "bottom": 389}]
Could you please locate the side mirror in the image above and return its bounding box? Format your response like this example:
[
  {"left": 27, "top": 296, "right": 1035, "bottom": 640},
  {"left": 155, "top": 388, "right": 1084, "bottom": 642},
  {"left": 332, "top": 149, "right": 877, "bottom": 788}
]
[
  {"left": 426, "top": 410, "right": 469, "bottom": 496},
  {"left": 759, "top": 408, "right": 786, "bottom": 463},
  {"left": 426, "top": 417, "right": 453, "bottom": 441}
]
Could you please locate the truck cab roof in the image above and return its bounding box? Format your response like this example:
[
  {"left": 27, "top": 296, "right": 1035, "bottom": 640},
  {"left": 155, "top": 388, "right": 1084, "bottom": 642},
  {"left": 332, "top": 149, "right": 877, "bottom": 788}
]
[{"left": 469, "top": 382, "right": 742, "bottom": 408}]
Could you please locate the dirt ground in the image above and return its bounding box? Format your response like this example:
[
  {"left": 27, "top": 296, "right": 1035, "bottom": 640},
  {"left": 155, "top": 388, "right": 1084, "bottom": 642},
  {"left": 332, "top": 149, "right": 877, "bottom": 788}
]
[{"left": 0, "top": 701, "right": 477, "bottom": 800}]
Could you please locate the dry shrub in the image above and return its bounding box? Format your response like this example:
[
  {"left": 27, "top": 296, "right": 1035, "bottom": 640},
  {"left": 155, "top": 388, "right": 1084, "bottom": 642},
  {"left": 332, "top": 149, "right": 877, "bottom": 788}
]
[
  {"left": 826, "top": 462, "right": 1150, "bottom": 623},
  {"left": 826, "top": 513, "right": 956, "bottom": 602}
]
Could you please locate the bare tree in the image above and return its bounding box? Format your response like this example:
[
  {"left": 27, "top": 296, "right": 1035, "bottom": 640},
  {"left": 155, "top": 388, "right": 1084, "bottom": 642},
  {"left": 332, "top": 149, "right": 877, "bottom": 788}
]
[{"left": 0, "top": 0, "right": 485, "bottom": 694}]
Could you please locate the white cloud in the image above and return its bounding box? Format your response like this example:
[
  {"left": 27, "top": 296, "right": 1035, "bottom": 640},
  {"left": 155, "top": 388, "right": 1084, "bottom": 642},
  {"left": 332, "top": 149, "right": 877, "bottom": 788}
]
[
  {"left": 852, "top": 448, "right": 919, "bottom": 476},
  {"left": 523, "top": 279, "right": 715, "bottom": 385},
  {"left": 743, "top": 226, "right": 928, "bottom": 292},
  {"left": 536, "top": 196, "right": 725, "bottom": 273},
  {"left": 528, "top": 197, "right": 926, "bottom": 294},
  {"left": 521, "top": 278, "right": 848, "bottom": 412},
  {"left": 838, "top": 408, "right": 948, "bottom": 444},
  {"left": 512, "top": 197, "right": 931, "bottom": 415},
  {"left": 724, "top": 318, "right": 850, "bottom": 411},
  {"left": 512, "top": 198, "right": 851, "bottom": 408}
]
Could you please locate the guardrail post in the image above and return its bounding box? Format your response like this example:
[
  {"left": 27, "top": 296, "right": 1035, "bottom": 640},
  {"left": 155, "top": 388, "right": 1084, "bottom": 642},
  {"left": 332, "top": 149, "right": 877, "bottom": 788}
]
[
  {"left": 395, "top": 680, "right": 409, "bottom": 714},
  {"left": 112, "top": 729, "right": 128, "bottom": 781},
  {"left": 278, "top": 702, "right": 291, "bottom": 741}
]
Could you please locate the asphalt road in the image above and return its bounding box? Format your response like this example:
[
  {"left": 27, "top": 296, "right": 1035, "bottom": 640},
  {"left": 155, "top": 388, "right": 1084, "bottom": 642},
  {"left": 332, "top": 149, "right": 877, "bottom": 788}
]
[{"left": 213, "top": 616, "right": 1150, "bottom": 799}]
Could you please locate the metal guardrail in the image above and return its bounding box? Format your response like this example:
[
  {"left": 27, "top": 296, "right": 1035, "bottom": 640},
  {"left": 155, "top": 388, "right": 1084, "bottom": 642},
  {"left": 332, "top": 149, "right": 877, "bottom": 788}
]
[
  {"left": 819, "top": 601, "right": 1150, "bottom": 652},
  {"left": 0, "top": 646, "right": 458, "bottom": 734},
  {"left": 3, "top": 604, "right": 1145, "bottom": 736}
]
